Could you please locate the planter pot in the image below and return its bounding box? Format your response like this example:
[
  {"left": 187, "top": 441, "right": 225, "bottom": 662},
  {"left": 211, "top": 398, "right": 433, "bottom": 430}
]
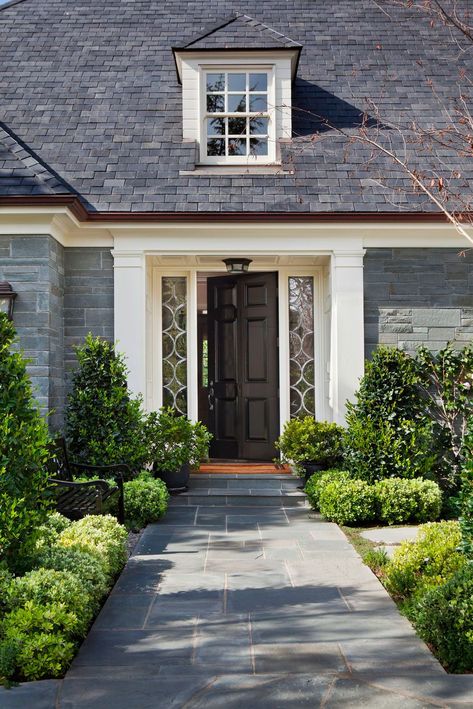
[
  {"left": 301, "top": 461, "right": 327, "bottom": 485},
  {"left": 154, "top": 462, "right": 190, "bottom": 494}
]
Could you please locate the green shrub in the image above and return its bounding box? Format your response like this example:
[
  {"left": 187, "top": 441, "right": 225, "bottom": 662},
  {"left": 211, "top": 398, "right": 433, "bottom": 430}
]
[
  {"left": 0, "top": 602, "right": 77, "bottom": 680},
  {"left": 384, "top": 521, "right": 466, "bottom": 600},
  {"left": 0, "top": 564, "right": 13, "bottom": 616},
  {"left": 276, "top": 417, "right": 345, "bottom": 469},
  {"left": 319, "top": 479, "right": 376, "bottom": 525},
  {"left": 57, "top": 514, "right": 127, "bottom": 578},
  {"left": 35, "top": 512, "right": 71, "bottom": 550},
  {"left": 124, "top": 473, "right": 169, "bottom": 531},
  {"left": 416, "top": 344, "right": 473, "bottom": 491},
  {"left": 35, "top": 546, "right": 109, "bottom": 604},
  {"left": 146, "top": 407, "right": 212, "bottom": 474},
  {"left": 374, "top": 478, "right": 442, "bottom": 525},
  {"left": 344, "top": 417, "right": 435, "bottom": 484},
  {"left": 8, "top": 569, "right": 93, "bottom": 635},
  {"left": 0, "top": 314, "right": 51, "bottom": 566},
  {"left": 304, "top": 469, "right": 351, "bottom": 510},
  {"left": 65, "top": 334, "right": 147, "bottom": 477},
  {"left": 410, "top": 565, "right": 473, "bottom": 673},
  {"left": 363, "top": 548, "right": 390, "bottom": 574}
]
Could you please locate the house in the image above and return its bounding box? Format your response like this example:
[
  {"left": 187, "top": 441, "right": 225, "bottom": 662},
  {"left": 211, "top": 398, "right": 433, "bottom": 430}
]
[{"left": 0, "top": 0, "right": 472, "bottom": 456}]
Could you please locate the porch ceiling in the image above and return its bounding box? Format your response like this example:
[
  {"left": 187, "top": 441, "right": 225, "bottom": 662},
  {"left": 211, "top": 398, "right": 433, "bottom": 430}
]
[{"left": 148, "top": 254, "right": 330, "bottom": 267}]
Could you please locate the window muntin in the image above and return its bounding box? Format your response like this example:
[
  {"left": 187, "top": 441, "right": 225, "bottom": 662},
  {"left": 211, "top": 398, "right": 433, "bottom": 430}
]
[{"left": 203, "top": 70, "right": 273, "bottom": 162}]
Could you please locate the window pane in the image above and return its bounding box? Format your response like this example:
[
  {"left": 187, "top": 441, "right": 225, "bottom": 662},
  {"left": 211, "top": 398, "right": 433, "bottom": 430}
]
[
  {"left": 288, "top": 276, "right": 315, "bottom": 418},
  {"left": 249, "top": 73, "right": 267, "bottom": 91},
  {"left": 228, "top": 138, "right": 246, "bottom": 155},
  {"left": 206, "top": 73, "right": 225, "bottom": 92},
  {"left": 207, "top": 138, "right": 225, "bottom": 156},
  {"left": 249, "top": 117, "right": 268, "bottom": 135},
  {"left": 207, "top": 94, "right": 224, "bottom": 113},
  {"left": 228, "top": 73, "right": 246, "bottom": 91},
  {"left": 228, "top": 117, "right": 247, "bottom": 135},
  {"left": 207, "top": 118, "right": 225, "bottom": 136},
  {"left": 249, "top": 94, "right": 267, "bottom": 112},
  {"left": 162, "top": 276, "right": 187, "bottom": 415},
  {"left": 228, "top": 94, "right": 246, "bottom": 112},
  {"left": 250, "top": 138, "right": 268, "bottom": 156}
]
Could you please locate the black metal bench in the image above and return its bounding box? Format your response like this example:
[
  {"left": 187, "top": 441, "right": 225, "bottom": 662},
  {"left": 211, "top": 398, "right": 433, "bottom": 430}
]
[{"left": 47, "top": 437, "right": 128, "bottom": 524}]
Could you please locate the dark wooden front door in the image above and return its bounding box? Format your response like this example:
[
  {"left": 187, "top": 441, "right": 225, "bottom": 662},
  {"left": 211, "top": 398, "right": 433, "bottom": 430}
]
[{"left": 207, "top": 272, "right": 279, "bottom": 460}]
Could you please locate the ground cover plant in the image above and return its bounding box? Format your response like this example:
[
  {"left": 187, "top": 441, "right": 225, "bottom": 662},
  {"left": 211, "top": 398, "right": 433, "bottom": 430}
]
[{"left": 0, "top": 513, "right": 127, "bottom": 683}]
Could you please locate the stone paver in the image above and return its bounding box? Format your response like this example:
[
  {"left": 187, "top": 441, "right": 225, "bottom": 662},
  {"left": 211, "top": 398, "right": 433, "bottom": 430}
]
[
  {"left": 2, "top": 478, "right": 473, "bottom": 708},
  {"left": 361, "top": 526, "right": 420, "bottom": 559}
]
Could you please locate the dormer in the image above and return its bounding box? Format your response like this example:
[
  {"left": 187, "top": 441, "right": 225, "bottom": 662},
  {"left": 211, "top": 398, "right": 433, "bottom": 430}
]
[{"left": 173, "top": 13, "right": 302, "bottom": 166}]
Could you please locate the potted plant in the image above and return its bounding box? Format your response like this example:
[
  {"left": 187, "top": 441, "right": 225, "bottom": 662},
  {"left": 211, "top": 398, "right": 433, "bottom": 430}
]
[
  {"left": 145, "top": 407, "right": 212, "bottom": 493},
  {"left": 276, "top": 416, "right": 344, "bottom": 483}
]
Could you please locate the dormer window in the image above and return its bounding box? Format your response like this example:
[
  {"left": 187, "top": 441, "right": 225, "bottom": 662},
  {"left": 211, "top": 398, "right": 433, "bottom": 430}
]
[
  {"left": 172, "top": 12, "right": 302, "bottom": 169},
  {"left": 204, "top": 70, "right": 274, "bottom": 163}
]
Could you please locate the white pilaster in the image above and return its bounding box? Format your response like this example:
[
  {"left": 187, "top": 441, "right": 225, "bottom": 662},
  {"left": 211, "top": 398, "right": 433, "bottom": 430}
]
[
  {"left": 329, "top": 251, "right": 365, "bottom": 424},
  {"left": 112, "top": 251, "right": 147, "bottom": 399}
]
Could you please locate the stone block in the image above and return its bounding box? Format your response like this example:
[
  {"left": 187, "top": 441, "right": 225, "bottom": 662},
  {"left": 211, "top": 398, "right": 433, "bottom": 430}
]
[
  {"left": 428, "top": 327, "right": 455, "bottom": 340},
  {"left": 10, "top": 236, "right": 49, "bottom": 259},
  {"left": 411, "top": 308, "right": 461, "bottom": 327}
]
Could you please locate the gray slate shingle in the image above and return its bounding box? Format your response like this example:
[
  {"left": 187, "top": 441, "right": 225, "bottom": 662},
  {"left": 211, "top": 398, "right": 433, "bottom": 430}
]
[{"left": 0, "top": 0, "right": 471, "bottom": 213}]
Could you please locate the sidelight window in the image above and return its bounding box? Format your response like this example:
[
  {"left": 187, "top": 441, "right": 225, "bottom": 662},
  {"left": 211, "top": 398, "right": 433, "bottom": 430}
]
[
  {"left": 161, "top": 276, "right": 187, "bottom": 415},
  {"left": 288, "top": 276, "right": 315, "bottom": 417}
]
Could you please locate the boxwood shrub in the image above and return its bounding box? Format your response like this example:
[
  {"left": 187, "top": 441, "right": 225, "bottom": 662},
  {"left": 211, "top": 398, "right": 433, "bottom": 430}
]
[
  {"left": 409, "top": 565, "right": 473, "bottom": 673},
  {"left": 57, "top": 514, "right": 127, "bottom": 578},
  {"left": 384, "top": 521, "right": 465, "bottom": 601},
  {"left": 35, "top": 547, "right": 109, "bottom": 605},
  {"left": 374, "top": 478, "right": 442, "bottom": 525},
  {"left": 319, "top": 479, "right": 376, "bottom": 525},
  {"left": 304, "top": 469, "right": 351, "bottom": 510},
  {"left": 124, "top": 472, "right": 169, "bottom": 531}
]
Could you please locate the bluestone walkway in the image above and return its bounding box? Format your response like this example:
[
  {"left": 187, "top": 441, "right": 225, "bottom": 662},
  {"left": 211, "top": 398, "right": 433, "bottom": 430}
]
[{"left": 3, "top": 475, "right": 473, "bottom": 708}]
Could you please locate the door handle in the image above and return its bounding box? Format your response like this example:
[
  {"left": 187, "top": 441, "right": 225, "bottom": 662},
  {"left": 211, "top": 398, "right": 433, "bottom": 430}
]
[{"left": 208, "top": 381, "right": 215, "bottom": 411}]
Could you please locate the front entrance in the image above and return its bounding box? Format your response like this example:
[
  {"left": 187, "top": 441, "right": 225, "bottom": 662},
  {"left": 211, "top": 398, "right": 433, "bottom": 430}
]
[{"left": 206, "top": 272, "right": 279, "bottom": 460}]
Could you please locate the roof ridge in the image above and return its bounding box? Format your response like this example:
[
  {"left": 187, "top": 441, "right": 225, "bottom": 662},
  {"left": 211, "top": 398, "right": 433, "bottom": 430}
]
[
  {"left": 0, "top": 0, "right": 31, "bottom": 13},
  {"left": 0, "top": 122, "right": 71, "bottom": 195}
]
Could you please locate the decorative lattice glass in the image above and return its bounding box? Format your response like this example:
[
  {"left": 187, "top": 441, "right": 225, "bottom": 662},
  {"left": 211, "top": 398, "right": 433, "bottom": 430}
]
[
  {"left": 162, "top": 276, "right": 187, "bottom": 415},
  {"left": 289, "top": 276, "right": 315, "bottom": 417}
]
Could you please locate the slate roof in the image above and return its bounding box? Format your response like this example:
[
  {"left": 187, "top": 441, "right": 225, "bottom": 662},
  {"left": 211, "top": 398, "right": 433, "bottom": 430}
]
[
  {"left": 0, "top": 0, "right": 471, "bottom": 214},
  {"left": 176, "top": 13, "right": 302, "bottom": 50},
  {"left": 0, "top": 123, "right": 71, "bottom": 195}
]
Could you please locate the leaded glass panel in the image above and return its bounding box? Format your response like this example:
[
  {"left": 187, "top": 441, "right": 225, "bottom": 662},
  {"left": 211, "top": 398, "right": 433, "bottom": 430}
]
[
  {"left": 288, "top": 276, "right": 315, "bottom": 418},
  {"left": 162, "top": 276, "right": 187, "bottom": 415}
]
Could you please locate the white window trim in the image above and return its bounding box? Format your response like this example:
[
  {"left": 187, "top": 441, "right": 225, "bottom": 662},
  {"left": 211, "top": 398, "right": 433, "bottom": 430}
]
[{"left": 198, "top": 64, "right": 278, "bottom": 165}]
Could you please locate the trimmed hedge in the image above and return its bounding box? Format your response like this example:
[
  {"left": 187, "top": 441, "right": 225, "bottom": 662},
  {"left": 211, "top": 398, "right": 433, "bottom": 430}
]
[{"left": 306, "top": 472, "right": 442, "bottom": 526}]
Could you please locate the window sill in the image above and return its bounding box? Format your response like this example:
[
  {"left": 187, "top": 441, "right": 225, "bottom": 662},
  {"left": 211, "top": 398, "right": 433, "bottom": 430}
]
[{"left": 179, "top": 165, "right": 293, "bottom": 176}]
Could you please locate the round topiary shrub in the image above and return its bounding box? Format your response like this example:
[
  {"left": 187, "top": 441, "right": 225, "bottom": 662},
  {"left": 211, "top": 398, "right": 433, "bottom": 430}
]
[
  {"left": 319, "top": 478, "right": 376, "bottom": 525},
  {"left": 35, "top": 546, "right": 109, "bottom": 605},
  {"left": 57, "top": 514, "right": 127, "bottom": 579},
  {"left": 8, "top": 568, "right": 93, "bottom": 635},
  {"left": 124, "top": 473, "right": 169, "bottom": 531},
  {"left": 384, "top": 521, "right": 466, "bottom": 601},
  {"left": 304, "top": 469, "right": 351, "bottom": 510},
  {"left": 374, "top": 478, "right": 442, "bottom": 525},
  {"left": 411, "top": 565, "right": 473, "bottom": 673}
]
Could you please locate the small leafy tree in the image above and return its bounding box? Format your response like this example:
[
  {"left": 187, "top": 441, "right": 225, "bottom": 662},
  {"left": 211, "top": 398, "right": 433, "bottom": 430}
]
[
  {"left": 416, "top": 344, "right": 473, "bottom": 491},
  {"left": 344, "top": 347, "right": 434, "bottom": 482},
  {"left": 65, "top": 334, "right": 147, "bottom": 477},
  {"left": 0, "top": 314, "right": 51, "bottom": 566}
]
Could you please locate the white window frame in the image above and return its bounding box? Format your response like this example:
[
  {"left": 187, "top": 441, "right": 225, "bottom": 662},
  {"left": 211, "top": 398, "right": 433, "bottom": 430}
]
[{"left": 199, "top": 64, "right": 277, "bottom": 165}]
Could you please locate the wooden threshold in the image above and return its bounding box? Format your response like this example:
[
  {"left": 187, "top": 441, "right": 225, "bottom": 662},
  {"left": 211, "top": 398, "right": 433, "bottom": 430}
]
[{"left": 196, "top": 462, "right": 292, "bottom": 475}]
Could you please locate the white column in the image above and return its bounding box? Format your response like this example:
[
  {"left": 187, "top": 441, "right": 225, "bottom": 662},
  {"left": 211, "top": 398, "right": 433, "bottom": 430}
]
[
  {"left": 330, "top": 250, "right": 365, "bottom": 424},
  {"left": 112, "top": 251, "right": 147, "bottom": 399}
]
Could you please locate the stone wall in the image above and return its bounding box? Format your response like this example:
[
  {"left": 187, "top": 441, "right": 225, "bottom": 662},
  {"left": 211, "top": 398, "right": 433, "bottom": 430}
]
[
  {"left": 364, "top": 248, "right": 473, "bottom": 357},
  {"left": 64, "top": 247, "right": 114, "bottom": 388},
  {"left": 0, "top": 235, "right": 65, "bottom": 426}
]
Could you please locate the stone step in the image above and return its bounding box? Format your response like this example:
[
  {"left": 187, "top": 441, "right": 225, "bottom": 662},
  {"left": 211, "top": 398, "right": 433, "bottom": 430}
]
[{"left": 171, "top": 487, "right": 309, "bottom": 508}]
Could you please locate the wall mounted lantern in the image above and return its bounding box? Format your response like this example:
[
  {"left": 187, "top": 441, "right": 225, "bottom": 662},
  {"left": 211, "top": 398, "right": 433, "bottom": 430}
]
[
  {"left": 222, "top": 258, "right": 252, "bottom": 274},
  {"left": 0, "top": 282, "right": 17, "bottom": 320}
]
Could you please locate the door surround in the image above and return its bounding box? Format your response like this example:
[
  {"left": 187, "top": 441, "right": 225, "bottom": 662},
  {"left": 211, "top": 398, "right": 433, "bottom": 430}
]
[{"left": 148, "top": 257, "right": 327, "bottom": 433}]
